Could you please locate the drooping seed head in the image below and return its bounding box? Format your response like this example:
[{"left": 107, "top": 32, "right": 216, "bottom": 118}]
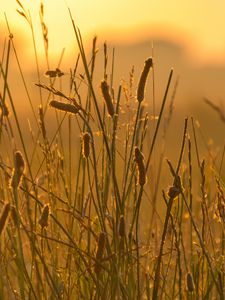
[
  {"left": 39, "top": 204, "right": 50, "bottom": 229},
  {"left": 55, "top": 68, "right": 64, "bottom": 77},
  {"left": 101, "top": 80, "right": 114, "bottom": 117},
  {"left": 10, "top": 151, "right": 25, "bottom": 189},
  {"left": 49, "top": 100, "right": 79, "bottom": 115},
  {"left": 137, "top": 57, "right": 153, "bottom": 102},
  {"left": 45, "top": 68, "right": 64, "bottom": 78},
  {"left": 0, "top": 203, "right": 10, "bottom": 235},
  {"left": 82, "top": 132, "right": 91, "bottom": 159}
]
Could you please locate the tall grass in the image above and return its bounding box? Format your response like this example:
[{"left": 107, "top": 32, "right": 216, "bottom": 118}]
[{"left": 0, "top": 3, "right": 224, "bottom": 299}]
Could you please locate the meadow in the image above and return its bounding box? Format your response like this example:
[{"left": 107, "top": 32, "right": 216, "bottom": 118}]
[{"left": 0, "top": 2, "right": 224, "bottom": 299}]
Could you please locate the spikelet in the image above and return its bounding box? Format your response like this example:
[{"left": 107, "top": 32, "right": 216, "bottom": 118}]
[
  {"left": 0, "top": 203, "right": 10, "bottom": 235},
  {"left": 101, "top": 80, "right": 114, "bottom": 117},
  {"left": 82, "top": 132, "right": 91, "bottom": 159},
  {"left": 137, "top": 57, "right": 153, "bottom": 102},
  {"left": 38, "top": 105, "right": 46, "bottom": 139},
  {"left": 55, "top": 68, "right": 64, "bottom": 77},
  {"left": 134, "top": 147, "right": 146, "bottom": 186},
  {"left": 168, "top": 176, "right": 182, "bottom": 199},
  {"left": 216, "top": 194, "right": 225, "bottom": 223},
  {"left": 118, "top": 215, "right": 126, "bottom": 237},
  {"left": 45, "top": 68, "right": 64, "bottom": 78},
  {"left": 10, "top": 151, "right": 25, "bottom": 189},
  {"left": 186, "top": 272, "right": 195, "bottom": 292},
  {"left": 39, "top": 204, "right": 50, "bottom": 229},
  {"left": 94, "top": 232, "right": 106, "bottom": 274},
  {"left": 216, "top": 179, "right": 225, "bottom": 223},
  {"left": 45, "top": 70, "right": 57, "bottom": 78},
  {"left": 168, "top": 186, "right": 180, "bottom": 199},
  {"left": 49, "top": 100, "right": 79, "bottom": 115}
]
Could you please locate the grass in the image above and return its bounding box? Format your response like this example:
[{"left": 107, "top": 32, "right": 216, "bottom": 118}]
[{"left": 0, "top": 3, "right": 224, "bottom": 299}]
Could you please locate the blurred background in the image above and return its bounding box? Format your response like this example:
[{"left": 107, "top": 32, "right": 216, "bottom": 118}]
[{"left": 0, "top": 0, "right": 224, "bottom": 172}]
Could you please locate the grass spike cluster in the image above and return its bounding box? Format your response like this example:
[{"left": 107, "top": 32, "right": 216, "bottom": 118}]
[{"left": 0, "top": 3, "right": 224, "bottom": 299}]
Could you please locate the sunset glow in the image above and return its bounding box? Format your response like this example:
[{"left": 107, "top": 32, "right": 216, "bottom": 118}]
[
  {"left": 0, "top": 2, "right": 224, "bottom": 298},
  {"left": 1, "top": 0, "right": 225, "bottom": 64}
]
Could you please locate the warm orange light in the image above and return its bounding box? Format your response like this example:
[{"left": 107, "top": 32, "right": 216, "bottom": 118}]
[{"left": 1, "top": 0, "right": 225, "bottom": 64}]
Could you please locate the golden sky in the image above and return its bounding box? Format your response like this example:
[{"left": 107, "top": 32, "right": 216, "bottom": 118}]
[{"left": 1, "top": 0, "right": 225, "bottom": 64}]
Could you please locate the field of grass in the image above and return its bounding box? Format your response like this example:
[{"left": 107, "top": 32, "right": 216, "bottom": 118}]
[{"left": 0, "top": 3, "right": 224, "bottom": 299}]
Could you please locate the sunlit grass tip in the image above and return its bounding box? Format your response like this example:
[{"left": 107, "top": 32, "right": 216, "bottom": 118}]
[
  {"left": 10, "top": 151, "right": 25, "bottom": 189},
  {"left": 134, "top": 146, "right": 146, "bottom": 186},
  {"left": 82, "top": 132, "right": 91, "bottom": 159},
  {"left": 39, "top": 204, "right": 50, "bottom": 229},
  {"left": 137, "top": 57, "right": 153, "bottom": 102},
  {"left": 101, "top": 79, "right": 114, "bottom": 117}
]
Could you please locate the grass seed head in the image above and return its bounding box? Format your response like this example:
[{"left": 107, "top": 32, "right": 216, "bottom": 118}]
[
  {"left": 0, "top": 203, "right": 10, "bottom": 235},
  {"left": 137, "top": 57, "right": 153, "bottom": 102},
  {"left": 49, "top": 100, "right": 79, "bottom": 115},
  {"left": 119, "top": 215, "right": 126, "bottom": 237},
  {"left": 45, "top": 68, "right": 64, "bottom": 78},
  {"left": 134, "top": 146, "right": 144, "bottom": 162},
  {"left": 38, "top": 105, "right": 46, "bottom": 139},
  {"left": 10, "top": 151, "right": 25, "bottom": 189},
  {"left": 168, "top": 186, "right": 180, "bottom": 199},
  {"left": 82, "top": 132, "right": 91, "bottom": 159},
  {"left": 134, "top": 147, "right": 146, "bottom": 186},
  {"left": 39, "top": 204, "right": 50, "bottom": 229},
  {"left": 96, "top": 232, "right": 106, "bottom": 259},
  {"left": 101, "top": 80, "right": 114, "bottom": 117},
  {"left": 95, "top": 232, "right": 106, "bottom": 274},
  {"left": 216, "top": 193, "right": 225, "bottom": 223},
  {"left": 55, "top": 68, "right": 64, "bottom": 77},
  {"left": 168, "top": 176, "right": 182, "bottom": 199},
  {"left": 186, "top": 272, "right": 195, "bottom": 292}
]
